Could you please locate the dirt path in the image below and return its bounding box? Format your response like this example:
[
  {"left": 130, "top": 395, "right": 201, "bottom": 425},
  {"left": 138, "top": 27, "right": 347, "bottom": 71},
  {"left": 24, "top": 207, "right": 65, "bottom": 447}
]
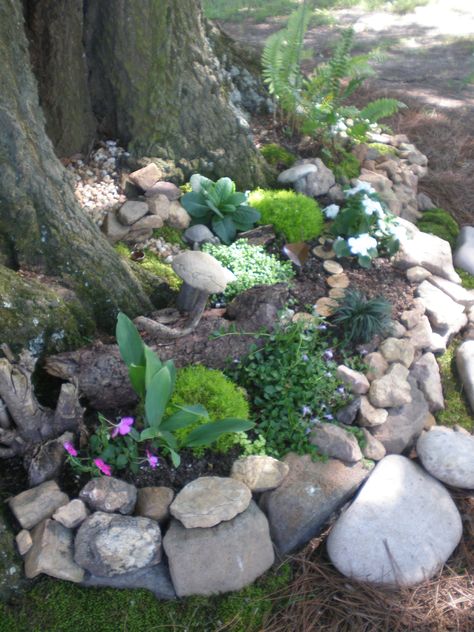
[{"left": 221, "top": 0, "right": 474, "bottom": 224}]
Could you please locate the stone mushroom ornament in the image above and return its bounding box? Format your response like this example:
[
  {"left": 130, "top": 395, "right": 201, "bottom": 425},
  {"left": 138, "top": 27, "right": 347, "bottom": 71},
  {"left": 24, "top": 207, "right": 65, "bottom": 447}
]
[{"left": 135, "top": 251, "right": 235, "bottom": 339}]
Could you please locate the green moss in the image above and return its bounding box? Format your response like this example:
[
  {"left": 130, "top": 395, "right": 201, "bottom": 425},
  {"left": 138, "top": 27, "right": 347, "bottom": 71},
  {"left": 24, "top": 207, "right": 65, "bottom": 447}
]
[
  {"left": 367, "top": 142, "right": 397, "bottom": 156},
  {"left": 417, "top": 208, "right": 460, "bottom": 249},
  {"left": 167, "top": 365, "right": 250, "bottom": 453},
  {"left": 260, "top": 143, "right": 296, "bottom": 168},
  {"left": 249, "top": 189, "right": 324, "bottom": 242},
  {"left": 152, "top": 226, "right": 185, "bottom": 246},
  {"left": 436, "top": 343, "right": 473, "bottom": 432},
  {"left": 327, "top": 152, "right": 360, "bottom": 180},
  {"left": 114, "top": 243, "right": 182, "bottom": 292},
  {"left": 456, "top": 268, "right": 474, "bottom": 289}
]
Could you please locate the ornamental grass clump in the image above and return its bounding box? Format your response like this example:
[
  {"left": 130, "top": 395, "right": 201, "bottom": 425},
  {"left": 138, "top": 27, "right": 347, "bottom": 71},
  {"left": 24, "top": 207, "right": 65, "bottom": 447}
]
[
  {"left": 332, "top": 289, "right": 393, "bottom": 346},
  {"left": 324, "top": 180, "right": 404, "bottom": 268},
  {"left": 203, "top": 239, "right": 294, "bottom": 301},
  {"left": 249, "top": 189, "right": 324, "bottom": 243}
]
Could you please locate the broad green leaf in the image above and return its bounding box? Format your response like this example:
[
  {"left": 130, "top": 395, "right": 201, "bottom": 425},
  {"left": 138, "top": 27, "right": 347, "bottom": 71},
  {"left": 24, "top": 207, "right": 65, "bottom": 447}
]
[
  {"left": 144, "top": 345, "right": 163, "bottom": 389},
  {"left": 169, "top": 449, "right": 181, "bottom": 468},
  {"left": 232, "top": 205, "right": 261, "bottom": 230},
  {"left": 163, "top": 359, "right": 176, "bottom": 392},
  {"left": 145, "top": 366, "right": 172, "bottom": 429},
  {"left": 214, "top": 177, "right": 234, "bottom": 204},
  {"left": 181, "top": 192, "right": 211, "bottom": 218},
  {"left": 128, "top": 365, "right": 146, "bottom": 400},
  {"left": 159, "top": 431, "right": 178, "bottom": 451},
  {"left": 140, "top": 427, "right": 159, "bottom": 441},
  {"left": 204, "top": 194, "right": 224, "bottom": 218},
  {"left": 115, "top": 454, "right": 129, "bottom": 469},
  {"left": 212, "top": 216, "right": 236, "bottom": 245},
  {"left": 227, "top": 192, "right": 247, "bottom": 206},
  {"left": 116, "top": 312, "right": 145, "bottom": 368},
  {"left": 184, "top": 418, "right": 255, "bottom": 448},
  {"left": 160, "top": 404, "right": 209, "bottom": 432}
]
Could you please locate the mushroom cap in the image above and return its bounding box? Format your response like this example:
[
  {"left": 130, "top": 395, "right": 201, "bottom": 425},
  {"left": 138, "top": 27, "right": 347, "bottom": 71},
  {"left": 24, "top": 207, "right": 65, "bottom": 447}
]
[{"left": 172, "top": 250, "right": 236, "bottom": 293}]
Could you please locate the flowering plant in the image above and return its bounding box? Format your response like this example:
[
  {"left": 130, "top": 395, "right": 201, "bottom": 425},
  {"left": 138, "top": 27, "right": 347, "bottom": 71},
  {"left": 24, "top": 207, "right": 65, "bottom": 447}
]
[{"left": 323, "top": 180, "right": 405, "bottom": 268}]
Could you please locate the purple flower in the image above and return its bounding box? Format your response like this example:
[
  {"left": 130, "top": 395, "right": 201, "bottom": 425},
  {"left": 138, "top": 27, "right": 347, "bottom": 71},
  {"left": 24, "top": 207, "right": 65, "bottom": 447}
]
[
  {"left": 146, "top": 449, "right": 159, "bottom": 469},
  {"left": 323, "top": 349, "right": 334, "bottom": 361},
  {"left": 317, "top": 323, "right": 327, "bottom": 331},
  {"left": 301, "top": 405, "right": 312, "bottom": 417},
  {"left": 111, "top": 416, "right": 134, "bottom": 438},
  {"left": 324, "top": 413, "right": 334, "bottom": 421},
  {"left": 301, "top": 354, "right": 309, "bottom": 362},
  {"left": 64, "top": 441, "right": 78, "bottom": 457},
  {"left": 337, "top": 385, "right": 346, "bottom": 394},
  {"left": 94, "top": 458, "right": 112, "bottom": 476}
]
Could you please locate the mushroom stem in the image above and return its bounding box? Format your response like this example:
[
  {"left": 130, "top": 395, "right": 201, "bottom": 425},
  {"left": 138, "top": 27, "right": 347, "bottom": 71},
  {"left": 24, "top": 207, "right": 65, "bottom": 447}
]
[
  {"left": 176, "top": 281, "right": 201, "bottom": 313},
  {"left": 134, "top": 292, "right": 209, "bottom": 339}
]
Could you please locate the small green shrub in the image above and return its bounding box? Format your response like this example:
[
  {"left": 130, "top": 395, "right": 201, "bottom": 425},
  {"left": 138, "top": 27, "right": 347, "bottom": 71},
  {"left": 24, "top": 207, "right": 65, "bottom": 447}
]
[
  {"left": 229, "top": 321, "right": 348, "bottom": 458},
  {"left": 249, "top": 189, "right": 324, "bottom": 242},
  {"left": 203, "top": 239, "right": 294, "bottom": 301},
  {"left": 332, "top": 288, "right": 393, "bottom": 345},
  {"left": 167, "top": 365, "right": 251, "bottom": 453},
  {"left": 417, "top": 208, "right": 460, "bottom": 248},
  {"left": 260, "top": 143, "right": 296, "bottom": 167}
]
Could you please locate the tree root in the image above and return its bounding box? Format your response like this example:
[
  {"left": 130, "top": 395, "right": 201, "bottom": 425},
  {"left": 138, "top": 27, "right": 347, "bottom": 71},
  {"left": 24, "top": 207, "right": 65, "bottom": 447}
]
[{"left": 134, "top": 293, "right": 208, "bottom": 339}]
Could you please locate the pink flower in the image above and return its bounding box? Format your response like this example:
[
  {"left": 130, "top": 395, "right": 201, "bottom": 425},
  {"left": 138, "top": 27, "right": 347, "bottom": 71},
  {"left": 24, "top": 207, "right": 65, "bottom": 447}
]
[
  {"left": 64, "top": 441, "right": 78, "bottom": 457},
  {"left": 111, "top": 416, "right": 134, "bottom": 438},
  {"left": 94, "top": 458, "right": 112, "bottom": 476},
  {"left": 146, "top": 449, "right": 159, "bottom": 469}
]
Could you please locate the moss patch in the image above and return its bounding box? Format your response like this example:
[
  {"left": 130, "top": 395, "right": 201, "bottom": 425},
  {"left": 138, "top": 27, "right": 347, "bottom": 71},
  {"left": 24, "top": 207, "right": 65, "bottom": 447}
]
[
  {"left": 417, "top": 208, "right": 460, "bottom": 249},
  {"left": 114, "top": 243, "right": 182, "bottom": 293},
  {"left": 367, "top": 142, "right": 398, "bottom": 156},
  {"left": 260, "top": 143, "right": 296, "bottom": 168},
  {"left": 456, "top": 268, "right": 474, "bottom": 290},
  {"left": 436, "top": 343, "right": 473, "bottom": 432},
  {"left": 152, "top": 226, "right": 185, "bottom": 247}
]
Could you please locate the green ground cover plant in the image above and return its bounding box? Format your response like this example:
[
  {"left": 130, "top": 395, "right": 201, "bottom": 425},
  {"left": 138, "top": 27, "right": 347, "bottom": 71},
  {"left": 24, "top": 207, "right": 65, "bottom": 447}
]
[
  {"left": 249, "top": 189, "right": 324, "bottom": 242},
  {"left": 203, "top": 238, "right": 295, "bottom": 301},
  {"left": 457, "top": 268, "right": 474, "bottom": 289},
  {"left": 417, "top": 208, "right": 460, "bottom": 248}
]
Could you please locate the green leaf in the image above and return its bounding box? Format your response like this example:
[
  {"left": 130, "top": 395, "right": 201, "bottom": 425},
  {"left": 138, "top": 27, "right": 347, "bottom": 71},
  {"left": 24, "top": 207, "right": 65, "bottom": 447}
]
[
  {"left": 144, "top": 345, "right": 163, "bottom": 389},
  {"left": 232, "top": 206, "right": 261, "bottom": 230},
  {"left": 115, "top": 454, "right": 129, "bottom": 469},
  {"left": 181, "top": 192, "right": 212, "bottom": 218},
  {"left": 116, "top": 312, "right": 145, "bottom": 368},
  {"left": 140, "top": 427, "right": 159, "bottom": 441},
  {"left": 214, "top": 177, "right": 234, "bottom": 204},
  {"left": 184, "top": 418, "right": 255, "bottom": 448},
  {"left": 212, "top": 216, "right": 237, "bottom": 245},
  {"left": 145, "top": 366, "right": 173, "bottom": 429},
  {"left": 160, "top": 404, "right": 209, "bottom": 432},
  {"left": 159, "top": 431, "right": 178, "bottom": 451},
  {"left": 227, "top": 192, "right": 247, "bottom": 206},
  {"left": 128, "top": 365, "right": 146, "bottom": 400},
  {"left": 169, "top": 449, "right": 181, "bottom": 468}
]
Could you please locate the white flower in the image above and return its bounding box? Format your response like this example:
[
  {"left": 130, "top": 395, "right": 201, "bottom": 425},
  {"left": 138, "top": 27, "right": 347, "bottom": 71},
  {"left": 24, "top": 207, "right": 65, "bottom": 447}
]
[
  {"left": 388, "top": 222, "right": 407, "bottom": 242},
  {"left": 324, "top": 204, "right": 340, "bottom": 220},
  {"left": 344, "top": 180, "right": 375, "bottom": 197},
  {"left": 361, "top": 195, "right": 384, "bottom": 218},
  {"left": 347, "top": 233, "right": 378, "bottom": 256}
]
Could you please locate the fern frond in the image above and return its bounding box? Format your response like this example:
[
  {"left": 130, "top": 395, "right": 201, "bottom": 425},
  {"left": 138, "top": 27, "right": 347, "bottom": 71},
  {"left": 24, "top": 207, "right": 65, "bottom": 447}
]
[{"left": 359, "top": 98, "right": 405, "bottom": 122}]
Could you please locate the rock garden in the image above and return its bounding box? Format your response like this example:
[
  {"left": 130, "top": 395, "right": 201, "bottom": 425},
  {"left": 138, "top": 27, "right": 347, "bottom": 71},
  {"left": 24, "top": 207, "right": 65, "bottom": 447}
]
[{"left": 1, "top": 2, "right": 473, "bottom": 630}]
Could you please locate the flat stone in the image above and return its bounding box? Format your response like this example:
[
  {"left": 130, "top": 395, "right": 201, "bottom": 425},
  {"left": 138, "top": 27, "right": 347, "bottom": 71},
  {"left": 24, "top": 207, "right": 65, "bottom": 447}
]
[
  {"left": 74, "top": 512, "right": 162, "bottom": 577},
  {"left": 417, "top": 427, "right": 474, "bottom": 489},
  {"left": 135, "top": 487, "right": 174, "bottom": 523},
  {"left": 361, "top": 429, "right": 386, "bottom": 461},
  {"left": 310, "top": 423, "right": 363, "bottom": 462},
  {"left": 400, "top": 299, "right": 426, "bottom": 330},
  {"left": 147, "top": 193, "right": 171, "bottom": 220},
  {"left": 326, "top": 273, "right": 349, "bottom": 289},
  {"left": 314, "top": 297, "right": 338, "bottom": 317},
  {"left": 53, "top": 499, "right": 89, "bottom": 529},
  {"left": 416, "top": 280, "right": 467, "bottom": 333},
  {"left": 167, "top": 201, "right": 191, "bottom": 230},
  {"left": 410, "top": 353, "right": 444, "bottom": 412},
  {"left": 81, "top": 563, "right": 176, "bottom": 600},
  {"left": 292, "top": 312, "right": 316, "bottom": 324},
  {"left": 456, "top": 340, "right": 474, "bottom": 412},
  {"left": 453, "top": 226, "right": 474, "bottom": 275},
  {"left": 323, "top": 260, "right": 343, "bottom": 274},
  {"left": 124, "top": 227, "right": 153, "bottom": 244},
  {"left": 260, "top": 454, "right": 369, "bottom": 554},
  {"left": 79, "top": 477, "right": 137, "bottom": 515},
  {"left": 428, "top": 275, "right": 474, "bottom": 307},
  {"left": 327, "top": 455, "right": 462, "bottom": 586},
  {"left": 117, "top": 201, "right": 149, "bottom": 226},
  {"left": 406, "top": 266, "right": 431, "bottom": 283},
  {"left": 144, "top": 181, "right": 181, "bottom": 201},
  {"left": 15, "top": 530, "right": 32, "bottom": 556},
  {"left": 131, "top": 214, "right": 164, "bottom": 231},
  {"left": 278, "top": 163, "right": 317, "bottom": 184},
  {"left": 25, "top": 519, "right": 84, "bottom": 582},
  {"left": 164, "top": 501, "right": 274, "bottom": 597},
  {"left": 394, "top": 231, "right": 461, "bottom": 284},
  {"left": 328, "top": 288, "right": 346, "bottom": 300},
  {"left": 336, "top": 365, "right": 369, "bottom": 394},
  {"left": 231, "top": 456, "right": 289, "bottom": 492},
  {"left": 371, "top": 377, "right": 429, "bottom": 453},
  {"left": 170, "top": 477, "right": 251, "bottom": 528},
  {"left": 357, "top": 396, "right": 388, "bottom": 427},
  {"left": 364, "top": 352, "right": 388, "bottom": 381},
  {"left": 8, "top": 481, "right": 69, "bottom": 530},
  {"left": 129, "top": 163, "right": 161, "bottom": 191},
  {"left": 379, "top": 337, "right": 415, "bottom": 368},
  {"left": 312, "top": 245, "right": 336, "bottom": 260},
  {"left": 102, "top": 211, "right": 130, "bottom": 243},
  {"left": 369, "top": 363, "right": 412, "bottom": 408},
  {"left": 404, "top": 315, "right": 434, "bottom": 351},
  {"left": 335, "top": 397, "right": 361, "bottom": 425},
  {"left": 183, "top": 224, "right": 218, "bottom": 247}
]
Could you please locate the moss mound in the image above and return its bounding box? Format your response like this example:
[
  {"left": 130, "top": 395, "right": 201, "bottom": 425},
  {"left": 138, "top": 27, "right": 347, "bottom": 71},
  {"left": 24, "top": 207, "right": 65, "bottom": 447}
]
[
  {"left": 436, "top": 343, "right": 473, "bottom": 432},
  {"left": 417, "top": 208, "right": 460, "bottom": 249},
  {"left": 260, "top": 143, "right": 296, "bottom": 168},
  {"left": 249, "top": 189, "right": 323, "bottom": 242}
]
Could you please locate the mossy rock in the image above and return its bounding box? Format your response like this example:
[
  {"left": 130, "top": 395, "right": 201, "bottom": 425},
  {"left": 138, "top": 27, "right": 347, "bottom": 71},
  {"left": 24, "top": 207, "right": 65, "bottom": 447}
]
[
  {"left": 417, "top": 208, "right": 460, "bottom": 249},
  {"left": 367, "top": 142, "right": 398, "bottom": 157}
]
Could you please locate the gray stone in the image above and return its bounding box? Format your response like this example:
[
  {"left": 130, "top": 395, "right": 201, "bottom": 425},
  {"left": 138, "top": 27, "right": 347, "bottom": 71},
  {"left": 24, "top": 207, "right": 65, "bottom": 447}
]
[
  {"left": 147, "top": 193, "right": 171, "bottom": 220},
  {"left": 79, "top": 477, "right": 137, "bottom": 515},
  {"left": 310, "top": 423, "right": 363, "bottom": 463},
  {"left": 124, "top": 227, "right": 153, "bottom": 244},
  {"left": 364, "top": 352, "right": 388, "bottom": 381},
  {"left": 379, "top": 337, "right": 415, "bottom": 368},
  {"left": 102, "top": 211, "right": 130, "bottom": 243},
  {"left": 135, "top": 487, "right": 174, "bottom": 523},
  {"left": 16, "top": 530, "right": 32, "bottom": 556},
  {"left": 428, "top": 275, "right": 474, "bottom": 307},
  {"left": 164, "top": 501, "right": 274, "bottom": 597},
  {"left": 327, "top": 455, "right": 462, "bottom": 586},
  {"left": 394, "top": 231, "right": 461, "bottom": 284},
  {"left": 294, "top": 159, "right": 336, "bottom": 197},
  {"left": 144, "top": 181, "right": 181, "bottom": 201},
  {"left": 53, "top": 499, "right": 89, "bottom": 529},
  {"left": 27, "top": 431, "right": 73, "bottom": 486},
  {"left": 231, "top": 456, "right": 289, "bottom": 492},
  {"left": 74, "top": 512, "right": 162, "bottom": 577},
  {"left": 335, "top": 397, "right": 361, "bottom": 425},
  {"left": 170, "top": 476, "right": 251, "bottom": 528},
  {"left": 0, "top": 507, "right": 26, "bottom": 602},
  {"left": 328, "top": 184, "right": 345, "bottom": 203},
  {"left": 369, "top": 363, "right": 412, "bottom": 408},
  {"left": 456, "top": 340, "right": 474, "bottom": 412},
  {"left": 117, "top": 201, "right": 149, "bottom": 226},
  {"left": 260, "top": 454, "right": 369, "bottom": 554},
  {"left": 410, "top": 353, "right": 444, "bottom": 412},
  {"left": 389, "top": 320, "right": 407, "bottom": 339},
  {"left": 167, "top": 201, "right": 191, "bottom": 230},
  {"left": 361, "top": 429, "right": 386, "bottom": 461},
  {"left": 416, "top": 280, "right": 467, "bottom": 333},
  {"left": 277, "top": 163, "right": 317, "bottom": 184},
  {"left": 183, "top": 224, "right": 219, "bottom": 248},
  {"left": 81, "top": 563, "right": 176, "bottom": 600},
  {"left": 417, "top": 427, "right": 474, "bottom": 489},
  {"left": 8, "top": 480, "right": 69, "bottom": 530},
  {"left": 404, "top": 315, "right": 433, "bottom": 351},
  {"left": 130, "top": 214, "right": 164, "bottom": 231},
  {"left": 406, "top": 266, "right": 431, "bottom": 283},
  {"left": 357, "top": 396, "right": 388, "bottom": 427},
  {"left": 371, "top": 377, "right": 429, "bottom": 453},
  {"left": 25, "top": 519, "right": 84, "bottom": 582},
  {"left": 336, "top": 365, "right": 369, "bottom": 394},
  {"left": 400, "top": 299, "right": 425, "bottom": 330},
  {"left": 129, "top": 163, "right": 161, "bottom": 191},
  {"left": 453, "top": 226, "right": 474, "bottom": 275}
]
